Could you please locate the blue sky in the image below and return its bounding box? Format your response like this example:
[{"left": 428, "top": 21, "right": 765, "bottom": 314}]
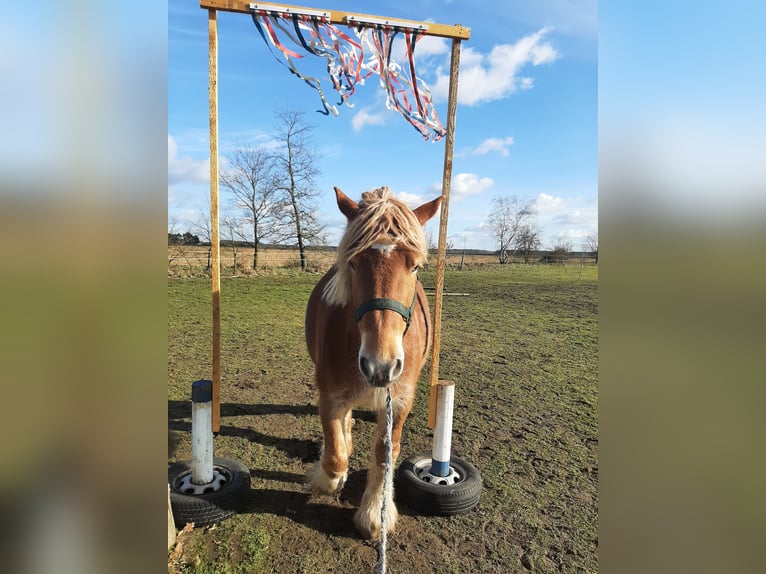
[{"left": 169, "top": 0, "right": 597, "bottom": 250}]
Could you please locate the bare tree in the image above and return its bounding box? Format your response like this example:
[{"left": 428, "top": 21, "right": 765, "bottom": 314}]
[
  {"left": 221, "top": 213, "right": 242, "bottom": 275},
  {"left": 551, "top": 239, "right": 572, "bottom": 264},
  {"left": 167, "top": 217, "right": 179, "bottom": 275},
  {"left": 220, "top": 145, "right": 279, "bottom": 270},
  {"left": 271, "top": 109, "right": 326, "bottom": 271},
  {"left": 515, "top": 224, "right": 541, "bottom": 263},
  {"left": 168, "top": 217, "right": 196, "bottom": 275},
  {"left": 582, "top": 230, "right": 598, "bottom": 264},
  {"left": 425, "top": 225, "right": 436, "bottom": 252},
  {"left": 457, "top": 235, "right": 468, "bottom": 270},
  {"left": 487, "top": 195, "right": 535, "bottom": 264},
  {"left": 192, "top": 205, "right": 213, "bottom": 271}
]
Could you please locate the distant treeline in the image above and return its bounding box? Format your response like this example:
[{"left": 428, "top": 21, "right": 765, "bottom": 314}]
[
  {"left": 168, "top": 234, "right": 591, "bottom": 260},
  {"left": 168, "top": 232, "right": 201, "bottom": 246}
]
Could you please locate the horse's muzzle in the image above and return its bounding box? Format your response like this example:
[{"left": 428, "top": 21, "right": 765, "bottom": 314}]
[{"left": 359, "top": 355, "right": 404, "bottom": 387}]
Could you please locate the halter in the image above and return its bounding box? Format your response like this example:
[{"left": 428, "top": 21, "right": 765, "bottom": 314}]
[{"left": 354, "top": 288, "right": 418, "bottom": 336}]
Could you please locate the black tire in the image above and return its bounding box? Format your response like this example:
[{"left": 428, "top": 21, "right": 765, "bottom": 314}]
[
  {"left": 396, "top": 452, "right": 482, "bottom": 516},
  {"left": 168, "top": 457, "right": 251, "bottom": 528}
]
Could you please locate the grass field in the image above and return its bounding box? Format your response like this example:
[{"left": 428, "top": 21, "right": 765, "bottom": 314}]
[
  {"left": 168, "top": 264, "right": 598, "bottom": 573},
  {"left": 168, "top": 245, "right": 596, "bottom": 277}
]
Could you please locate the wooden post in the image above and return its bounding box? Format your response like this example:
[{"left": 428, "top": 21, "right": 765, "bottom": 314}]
[
  {"left": 208, "top": 9, "right": 221, "bottom": 434},
  {"left": 199, "top": 1, "right": 470, "bottom": 432},
  {"left": 428, "top": 38, "right": 462, "bottom": 429}
]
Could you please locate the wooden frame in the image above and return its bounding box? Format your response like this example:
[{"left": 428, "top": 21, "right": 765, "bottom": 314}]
[
  {"left": 208, "top": 9, "right": 222, "bottom": 432},
  {"left": 200, "top": 0, "right": 470, "bottom": 39},
  {"left": 427, "top": 38, "right": 461, "bottom": 429},
  {"left": 203, "top": 1, "right": 469, "bottom": 432}
]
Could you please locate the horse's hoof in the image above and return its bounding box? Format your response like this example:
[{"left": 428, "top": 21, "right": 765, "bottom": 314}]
[
  {"left": 307, "top": 462, "right": 347, "bottom": 495},
  {"left": 353, "top": 507, "right": 380, "bottom": 540},
  {"left": 353, "top": 502, "right": 398, "bottom": 541}
]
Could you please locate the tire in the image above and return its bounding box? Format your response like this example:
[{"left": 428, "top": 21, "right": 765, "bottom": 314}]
[
  {"left": 168, "top": 457, "right": 251, "bottom": 528},
  {"left": 396, "top": 452, "right": 482, "bottom": 516}
]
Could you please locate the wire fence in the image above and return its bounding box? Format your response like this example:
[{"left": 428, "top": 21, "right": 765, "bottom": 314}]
[{"left": 168, "top": 246, "right": 597, "bottom": 277}]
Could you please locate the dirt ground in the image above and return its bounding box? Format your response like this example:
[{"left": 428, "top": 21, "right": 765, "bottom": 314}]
[{"left": 168, "top": 266, "right": 598, "bottom": 573}]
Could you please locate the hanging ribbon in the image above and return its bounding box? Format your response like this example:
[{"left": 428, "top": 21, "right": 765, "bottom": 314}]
[{"left": 250, "top": 10, "right": 446, "bottom": 141}]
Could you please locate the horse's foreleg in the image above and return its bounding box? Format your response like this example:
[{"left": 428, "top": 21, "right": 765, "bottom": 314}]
[
  {"left": 354, "top": 397, "right": 409, "bottom": 540},
  {"left": 308, "top": 396, "right": 350, "bottom": 495},
  {"left": 342, "top": 409, "right": 354, "bottom": 458}
]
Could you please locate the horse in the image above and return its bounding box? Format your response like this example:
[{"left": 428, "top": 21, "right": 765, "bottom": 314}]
[{"left": 305, "top": 186, "right": 442, "bottom": 540}]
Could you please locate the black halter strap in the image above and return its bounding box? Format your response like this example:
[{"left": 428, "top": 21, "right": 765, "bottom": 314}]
[{"left": 354, "top": 289, "right": 418, "bottom": 336}]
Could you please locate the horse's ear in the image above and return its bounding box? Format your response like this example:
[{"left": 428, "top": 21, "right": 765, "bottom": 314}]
[
  {"left": 334, "top": 186, "right": 359, "bottom": 220},
  {"left": 413, "top": 196, "right": 443, "bottom": 225}
]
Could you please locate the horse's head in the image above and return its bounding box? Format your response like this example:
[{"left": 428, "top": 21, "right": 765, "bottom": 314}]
[{"left": 333, "top": 186, "right": 442, "bottom": 387}]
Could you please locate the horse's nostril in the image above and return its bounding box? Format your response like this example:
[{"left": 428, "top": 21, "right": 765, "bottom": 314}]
[
  {"left": 391, "top": 359, "right": 404, "bottom": 380},
  {"left": 359, "top": 356, "right": 372, "bottom": 379}
]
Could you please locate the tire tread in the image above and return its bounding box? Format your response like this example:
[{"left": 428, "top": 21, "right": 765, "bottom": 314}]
[
  {"left": 396, "top": 452, "right": 482, "bottom": 516},
  {"left": 168, "top": 457, "right": 251, "bottom": 528}
]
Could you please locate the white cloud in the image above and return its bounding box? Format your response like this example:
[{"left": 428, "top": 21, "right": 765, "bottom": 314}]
[
  {"left": 431, "top": 28, "right": 560, "bottom": 106},
  {"left": 553, "top": 208, "right": 594, "bottom": 225},
  {"left": 535, "top": 192, "right": 564, "bottom": 214},
  {"left": 395, "top": 191, "right": 426, "bottom": 208},
  {"left": 530, "top": 192, "right": 598, "bottom": 247},
  {"left": 550, "top": 227, "right": 594, "bottom": 250},
  {"left": 168, "top": 134, "right": 209, "bottom": 185},
  {"left": 390, "top": 33, "right": 449, "bottom": 65},
  {"left": 452, "top": 172, "right": 495, "bottom": 199},
  {"left": 473, "top": 136, "right": 515, "bottom": 156},
  {"left": 351, "top": 108, "right": 387, "bottom": 132},
  {"left": 414, "top": 35, "right": 450, "bottom": 58}
]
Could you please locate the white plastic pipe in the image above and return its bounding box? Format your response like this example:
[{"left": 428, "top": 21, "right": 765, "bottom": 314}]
[
  {"left": 430, "top": 381, "right": 455, "bottom": 477},
  {"left": 191, "top": 379, "right": 214, "bottom": 485}
]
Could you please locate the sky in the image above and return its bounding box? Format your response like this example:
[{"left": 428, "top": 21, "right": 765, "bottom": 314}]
[
  {"left": 168, "top": 0, "right": 597, "bottom": 250},
  {"left": 4, "top": 5, "right": 766, "bottom": 572}
]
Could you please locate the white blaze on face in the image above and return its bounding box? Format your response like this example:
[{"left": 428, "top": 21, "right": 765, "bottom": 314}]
[
  {"left": 371, "top": 243, "right": 395, "bottom": 257},
  {"left": 356, "top": 241, "right": 407, "bottom": 384}
]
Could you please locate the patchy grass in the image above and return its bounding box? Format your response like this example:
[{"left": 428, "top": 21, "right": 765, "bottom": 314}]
[
  {"left": 170, "top": 520, "right": 270, "bottom": 574},
  {"left": 168, "top": 265, "right": 598, "bottom": 573}
]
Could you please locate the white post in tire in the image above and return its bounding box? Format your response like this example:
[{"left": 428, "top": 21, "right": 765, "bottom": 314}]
[
  {"left": 430, "top": 380, "right": 455, "bottom": 477},
  {"left": 191, "top": 379, "right": 214, "bottom": 485}
]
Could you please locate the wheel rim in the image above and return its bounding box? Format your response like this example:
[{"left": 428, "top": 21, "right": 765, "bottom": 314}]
[
  {"left": 412, "top": 458, "right": 463, "bottom": 486},
  {"left": 172, "top": 465, "right": 231, "bottom": 495}
]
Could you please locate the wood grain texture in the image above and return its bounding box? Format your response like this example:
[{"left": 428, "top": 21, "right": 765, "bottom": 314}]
[
  {"left": 428, "top": 39, "right": 462, "bottom": 429},
  {"left": 199, "top": 0, "right": 471, "bottom": 39},
  {"left": 209, "top": 9, "right": 221, "bottom": 433}
]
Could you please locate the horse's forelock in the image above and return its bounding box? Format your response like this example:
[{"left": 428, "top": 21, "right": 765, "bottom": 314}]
[{"left": 322, "top": 187, "right": 428, "bottom": 306}]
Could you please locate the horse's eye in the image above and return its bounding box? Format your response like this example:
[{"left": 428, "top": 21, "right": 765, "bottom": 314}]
[
  {"left": 349, "top": 262, "right": 356, "bottom": 272},
  {"left": 412, "top": 265, "right": 420, "bottom": 274}
]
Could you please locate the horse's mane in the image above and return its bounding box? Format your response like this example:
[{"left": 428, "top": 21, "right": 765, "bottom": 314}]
[{"left": 323, "top": 186, "right": 428, "bottom": 306}]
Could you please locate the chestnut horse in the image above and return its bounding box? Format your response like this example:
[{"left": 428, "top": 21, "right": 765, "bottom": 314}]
[{"left": 305, "top": 186, "right": 442, "bottom": 539}]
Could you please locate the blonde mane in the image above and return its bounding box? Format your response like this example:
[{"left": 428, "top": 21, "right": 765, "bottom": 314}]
[{"left": 323, "top": 187, "right": 428, "bottom": 306}]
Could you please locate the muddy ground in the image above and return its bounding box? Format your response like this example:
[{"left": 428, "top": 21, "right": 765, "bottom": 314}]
[{"left": 168, "top": 266, "right": 598, "bottom": 573}]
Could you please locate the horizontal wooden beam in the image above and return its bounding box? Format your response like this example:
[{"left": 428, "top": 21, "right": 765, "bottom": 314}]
[{"left": 200, "top": 0, "right": 471, "bottom": 40}]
